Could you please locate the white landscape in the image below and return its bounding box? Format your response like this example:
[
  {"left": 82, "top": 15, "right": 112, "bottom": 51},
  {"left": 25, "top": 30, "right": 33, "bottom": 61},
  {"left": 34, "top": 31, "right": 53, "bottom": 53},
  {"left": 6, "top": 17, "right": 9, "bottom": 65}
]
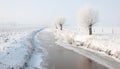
[
  {"left": 0, "top": 0, "right": 120, "bottom": 69},
  {"left": 0, "top": 25, "right": 119, "bottom": 69}
]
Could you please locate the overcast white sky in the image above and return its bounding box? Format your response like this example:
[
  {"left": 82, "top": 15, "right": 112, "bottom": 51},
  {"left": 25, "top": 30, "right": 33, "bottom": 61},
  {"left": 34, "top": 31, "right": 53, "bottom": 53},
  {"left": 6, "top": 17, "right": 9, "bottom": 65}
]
[{"left": 0, "top": 0, "right": 120, "bottom": 27}]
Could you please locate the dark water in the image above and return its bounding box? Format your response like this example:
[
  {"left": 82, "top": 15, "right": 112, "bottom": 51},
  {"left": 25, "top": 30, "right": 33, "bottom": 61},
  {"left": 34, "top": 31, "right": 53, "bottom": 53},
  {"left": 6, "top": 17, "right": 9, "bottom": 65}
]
[{"left": 39, "top": 32, "right": 108, "bottom": 69}]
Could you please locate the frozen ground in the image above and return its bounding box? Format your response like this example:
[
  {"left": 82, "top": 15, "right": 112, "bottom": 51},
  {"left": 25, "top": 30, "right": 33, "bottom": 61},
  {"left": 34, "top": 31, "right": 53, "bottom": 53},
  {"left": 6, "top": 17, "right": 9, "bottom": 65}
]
[
  {"left": 0, "top": 27, "right": 109, "bottom": 69},
  {"left": 0, "top": 28, "right": 46, "bottom": 69},
  {"left": 0, "top": 32, "right": 27, "bottom": 43}
]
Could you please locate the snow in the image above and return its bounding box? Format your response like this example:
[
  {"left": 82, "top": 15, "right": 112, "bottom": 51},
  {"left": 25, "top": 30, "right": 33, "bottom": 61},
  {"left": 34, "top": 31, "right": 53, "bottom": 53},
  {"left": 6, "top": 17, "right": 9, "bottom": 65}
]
[
  {"left": 74, "top": 34, "right": 92, "bottom": 43},
  {"left": 0, "top": 32, "right": 27, "bottom": 43},
  {"left": 0, "top": 25, "right": 119, "bottom": 69},
  {"left": 53, "top": 29, "right": 75, "bottom": 44},
  {"left": 87, "top": 35, "right": 120, "bottom": 58},
  {"left": 25, "top": 28, "right": 48, "bottom": 69},
  {"left": 93, "top": 27, "right": 120, "bottom": 35},
  {"left": 0, "top": 28, "right": 46, "bottom": 69},
  {"left": 76, "top": 34, "right": 120, "bottom": 59},
  {"left": 0, "top": 34, "right": 32, "bottom": 68},
  {"left": 56, "top": 39, "right": 120, "bottom": 69},
  {"left": 53, "top": 28, "right": 120, "bottom": 69},
  {"left": 53, "top": 28, "right": 120, "bottom": 61}
]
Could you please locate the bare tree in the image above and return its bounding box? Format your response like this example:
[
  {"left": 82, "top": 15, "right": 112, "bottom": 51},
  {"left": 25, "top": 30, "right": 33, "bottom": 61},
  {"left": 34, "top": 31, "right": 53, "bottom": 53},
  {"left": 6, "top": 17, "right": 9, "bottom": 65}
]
[
  {"left": 54, "top": 17, "right": 65, "bottom": 30},
  {"left": 79, "top": 6, "right": 98, "bottom": 35}
]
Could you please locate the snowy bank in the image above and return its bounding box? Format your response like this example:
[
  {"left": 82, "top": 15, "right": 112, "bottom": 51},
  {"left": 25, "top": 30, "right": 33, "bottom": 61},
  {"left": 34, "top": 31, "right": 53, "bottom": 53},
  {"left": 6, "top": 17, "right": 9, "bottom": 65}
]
[
  {"left": 0, "top": 28, "right": 45, "bottom": 69},
  {"left": 74, "top": 35, "right": 120, "bottom": 60},
  {"left": 53, "top": 28, "right": 120, "bottom": 69},
  {"left": 56, "top": 40, "right": 120, "bottom": 69},
  {"left": 0, "top": 34, "right": 33, "bottom": 69}
]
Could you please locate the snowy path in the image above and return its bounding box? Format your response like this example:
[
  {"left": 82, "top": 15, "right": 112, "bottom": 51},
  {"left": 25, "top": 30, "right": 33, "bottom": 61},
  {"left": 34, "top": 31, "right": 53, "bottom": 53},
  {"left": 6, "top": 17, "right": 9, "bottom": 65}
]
[{"left": 24, "top": 28, "right": 47, "bottom": 69}]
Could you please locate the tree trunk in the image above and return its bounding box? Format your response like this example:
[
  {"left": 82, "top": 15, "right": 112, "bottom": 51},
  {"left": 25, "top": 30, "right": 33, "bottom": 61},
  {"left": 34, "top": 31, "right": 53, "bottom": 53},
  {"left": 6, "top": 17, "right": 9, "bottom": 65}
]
[
  {"left": 89, "top": 26, "right": 92, "bottom": 35},
  {"left": 60, "top": 24, "right": 62, "bottom": 30}
]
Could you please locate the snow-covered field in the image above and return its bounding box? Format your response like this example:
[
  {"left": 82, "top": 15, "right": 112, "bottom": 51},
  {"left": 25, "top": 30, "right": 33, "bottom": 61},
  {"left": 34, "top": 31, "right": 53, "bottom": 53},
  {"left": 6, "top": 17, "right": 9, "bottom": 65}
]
[
  {"left": 0, "top": 32, "right": 27, "bottom": 44},
  {"left": 93, "top": 27, "right": 120, "bottom": 35},
  {"left": 0, "top": 26, "right": 119, "bottom": 69},
  {"left": 0, "top": 32, "right": 29, "bottom": 68},
  {"left": 0, "top": 27, "right": 47, "bottom": 69}
]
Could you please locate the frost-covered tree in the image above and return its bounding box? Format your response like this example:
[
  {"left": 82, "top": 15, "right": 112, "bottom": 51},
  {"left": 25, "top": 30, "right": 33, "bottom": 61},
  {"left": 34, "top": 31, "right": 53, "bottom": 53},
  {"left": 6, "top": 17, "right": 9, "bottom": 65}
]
[
  {"left": 54, "top": 17, "right": 65, "bottom": 30},
  {"left": 79, "top": 6, "right": 98, "bottom": 35}
]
